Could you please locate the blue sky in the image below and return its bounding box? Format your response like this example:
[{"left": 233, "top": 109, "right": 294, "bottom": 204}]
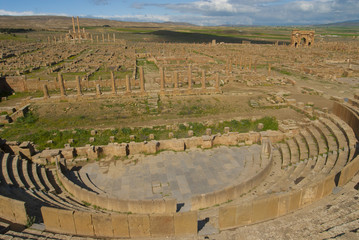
[{"left": 0, "top": 0, "right": 358, "bottom": 26}]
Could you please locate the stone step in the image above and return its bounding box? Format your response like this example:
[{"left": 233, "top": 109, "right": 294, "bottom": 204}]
[
  {"left": 314, "top": 121, "right": 338, "bottom": 152},
  {"left": 287, "top": 138, "right": 300, "bottom": 165},
  {"left": 22, "top": 160, "right": 36, "bottom": 189},
  {"left": 1, "top": 153, "right": 13, "bottom": 185},
  {"left": 294, "top": 134, "right": 309, "bottom": 160},
  {"left": 40, "top": 167, "right": 55, "bottom": 193},
  {"left": 319, "top": 117, "right": 346, "bottom": 150},
  {"left": 328, "top": 114, "right": 357, "bottom": 161},
  {"left": 31, "top": 164, "right": 46, "bottom": 191},
  {"left": 307, "top": 125, "right": 328, "bottom": 155},
  {"left": 11, "top": 156, "right": 25, "bottom": 188},
  {"left": 279, "top": 143, "right": 290, "bottom": 168},
  {"left": 300, "top": 129, "right": 318, "bottom": 158}
]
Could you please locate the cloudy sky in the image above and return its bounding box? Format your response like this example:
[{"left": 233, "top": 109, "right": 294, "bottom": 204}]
[{"left": 0, "top": 0, "right": 358, "bottom": 26}]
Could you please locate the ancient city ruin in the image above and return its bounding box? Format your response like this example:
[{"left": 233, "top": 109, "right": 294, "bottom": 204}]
[{"left": 0, "top": 15, "right": 359, "bottom": 239}]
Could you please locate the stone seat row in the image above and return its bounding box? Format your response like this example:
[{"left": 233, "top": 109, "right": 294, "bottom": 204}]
[
  {"left": 233, "top": 113, "right": 355, "bottom": 205},
  {"left": 0, "top": 153, "right": 100, "bottom": 215},
  {"left": 270, "top": 115, "right": 354, "bottom": 193},
  {"left": 0, "top": 152, "right": 54, "bottom": 193}
]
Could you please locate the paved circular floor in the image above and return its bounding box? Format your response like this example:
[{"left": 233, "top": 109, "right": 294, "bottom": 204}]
[{"left": 80, "top": 145, "right": 261, "bottom": 206}]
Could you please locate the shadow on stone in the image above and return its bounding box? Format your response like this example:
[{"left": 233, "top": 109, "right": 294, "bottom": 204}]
[
  {"left": 176, "top": 203, "right": 184, "bottom": 212},
  {"left": 197, "top": 217, "right": 209, "bottom": 232}
]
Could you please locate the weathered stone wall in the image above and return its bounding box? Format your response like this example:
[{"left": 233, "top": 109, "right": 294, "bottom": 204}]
[
  {"left": 191, "top": 144, "right": 273, "bottom": 210},
  {"left": 0, "top": 195, "right": 27, "bottom": 225},
  {"left": 41, "top": 206, "right": 197, "bottom": 238},
  {"left": 57, "top": 162, "right": 177, "bottom": 214}
]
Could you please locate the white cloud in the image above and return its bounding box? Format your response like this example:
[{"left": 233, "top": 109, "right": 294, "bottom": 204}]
[
  {"left": 94, "top": 14, "right": 171, "bottom": 22},
  {"left": 0, "top": 9, "right": 68, "bottom": 17}
]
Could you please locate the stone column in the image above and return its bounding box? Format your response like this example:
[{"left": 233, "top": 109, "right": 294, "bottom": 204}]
[
  {"left": 160, "top": 67, "right": 165, "bottom": 92},
  {"left": 58, "top": 73, "right": 66, "bottom": 97},
  {"left": 188, "top": 65, "right": 192, "bottom": 91},
  {"left": 96, "top": 35, "right": 99, "bottom": 43},
  {"left": 76, "top": 76, "right": 82, "bottom": 96},
  {"left": 76, "top": 16, "right": 81, "bottom": 39},
  {"left": 173, "top": 71, "right": 178, "bottom": 90},
  {"left": 72, "top": 16, "right": 76, "bottom": 34},
  {"left": 201, "top": 70, "right": 206, "bottom": 90},
  {"left": 126, "top": 75, "right": 131, "bottom": 93},
  {"left": 107, "top": 33, "right": 110, "bottom": 42},
  {"left": 113, "top": 33, "right": 116, "bottom": 43},
  {"left": 268, "top": 64, "right": 271, "bottom": 76},
  {"left": 139, "top": 66, "right": 145, "bottom": 93},
  {"left": 96, "top": 84, "right": 102, "bottom": 97},
  {"left": 102, "top": 34, "right": 105, "bottom": 43},
  {"left": 43, "top": 84, "right": 49, "bottom": 99},
  {"left": 215, "top": 73, "right": 220, "bottom": 91},
  {"left": 111, "top": 71, "right": 116, "bottom": 95}
]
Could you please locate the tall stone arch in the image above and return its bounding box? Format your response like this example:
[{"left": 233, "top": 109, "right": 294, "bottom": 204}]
[{"left": 291, "top": 30, "right": 315, "bottom": 47}]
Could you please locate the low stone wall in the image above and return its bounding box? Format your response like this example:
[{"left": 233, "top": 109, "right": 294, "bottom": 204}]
[
  {"left": 57, "top": 162, "right": 177, "bottom": 214},
  {"left": 0, "top": 195, "right": 27, "bottom": 225},
  {"left": 41, "top": 207, "right": 198, "bottom": 238},
  {"left": 33, "top": 131, "right": 280, "bottom": 164},
  {"left": 191, "top": 142, "right": 273, "bottom": 210}
]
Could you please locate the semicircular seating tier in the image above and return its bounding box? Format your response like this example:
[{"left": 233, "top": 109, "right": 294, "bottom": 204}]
[{"left": 0, "top": 99, "right": 359, "bottom": 239}]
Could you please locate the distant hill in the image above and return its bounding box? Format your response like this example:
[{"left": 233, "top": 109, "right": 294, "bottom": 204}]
[
  {"left": 0, "top": 15, "right": 193, "bottom": 30},
  {"left": 316, "top": 20, "right": 359, "bottom": 27}
]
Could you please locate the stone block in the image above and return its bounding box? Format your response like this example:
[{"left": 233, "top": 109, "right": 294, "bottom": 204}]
[
  {"left": 188, "top": 130, "right": 194, "bottom": 137},
  {"left": 128, "top": 214, "right": 150, "bottom": 238},
  {"left": 168, "top": 132, "right": 174, "bottom": 138},
  {"left": 277, "top": 193, "right": 289, "bottom": 216},
  {"left": 112, "top": 214, "right": 130, "bottom": 238},
  {"left": 92, "top": 213, "right": 113, "bottom": 238},
  {"left": 149, "top": 134, "right": 155, "bottom": 140},
  {"left": 206, "top": 128, "right": 212, "bottom": 136},
  {"left": 224, "top": 127, "right": 230, "bottom": 134},
  {"left": 41, "top": 207, "right": 60, "bottom": 233},
  {"left": 10, "top": 199, "right": 27, "bottom": 224},
  {"left": 174, "top": 211, "right": 197, "bottom": 236},
  {"left": 323, "top": 174, "right": 336, "bottom": 197},
  {"left": 73, "top": 211, "right": 94, "bottom": 236},
  {"left": 252, "top": 196, "right": 278, "bottom": 222},
  {"left": 0, "top": 196, "right": 14, "bottom": 222},
  {"left": 288, "top": 189, "right": 302, "bottom": 212},
  {"left": 219, "top": 205, "right": 237, "bottom": 230},
  {"left": 150, "top": 214, "right": 174, "bottom": 237},
  {"left": 57, "top": 209, "right": 76, "bottom": 235},
  {"left": 91, "top": 130, "right": 97, "bottom": 136},
  {"left": 164, "top": 199, "right": 177, "bottom": 213}
]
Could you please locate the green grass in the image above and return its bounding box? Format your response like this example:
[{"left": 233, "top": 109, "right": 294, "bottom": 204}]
[{"left": 1, "top": 110, "right": 278, "bottom": 150}]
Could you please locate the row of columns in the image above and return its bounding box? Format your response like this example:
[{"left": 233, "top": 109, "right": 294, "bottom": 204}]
[{"left": 44, "top": 69, "right": 220, "bottom": 99}]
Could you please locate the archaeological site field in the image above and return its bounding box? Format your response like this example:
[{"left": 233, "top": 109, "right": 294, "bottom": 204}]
[{"left": 0, "top": 16, "right": 359, "bottom": 239}]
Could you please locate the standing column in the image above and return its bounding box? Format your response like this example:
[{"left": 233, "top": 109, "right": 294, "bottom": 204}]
[
  {"left": 76, "top": 76, "right": 82, "bottom": 96},
  {"left": 126, "top": 75, "right": 131, "bottom": 93},
  {"left": 43, "top": 84, "right": 49, "bottom": 99},
  {"left": 111, "top": 71, "right": 116, "bottom": 95},
  {"left": 76, "top": 16, "right": 81, "bottom": 39},
  {"left": 58, "top": 73, "right": 66, "bottom": 97},
  {"left": 187, "top": 65, "right": 192, "bottom": 91},
  {"left": 72, "top": 16, "right": 76, "bottom": 34},
  {"left": 268, "top": 63, "right": 271, "bottom": 76},
  {"left": 96, "top": 84, "right": 102, "bottom": 97},
  {"left": 215, "top": 73, "right": 220, "bottom": 91},
  {"left": 139, "top": 66, "right": 145, "bottom": 93},
  {"left": 173, "top": 71, "right": 178, "bottom": 91},
  {"left": 102, "top": 34, "right": 105, "bottom": 43},
  {"left": 160, "top": 67, "right": 165, "bottom": 92},
  {"left": 201, "top": 70, "right": 206, "bottom": 90},
  {"left": 113, "top": 33, "right": 116, "bottom": 43}
]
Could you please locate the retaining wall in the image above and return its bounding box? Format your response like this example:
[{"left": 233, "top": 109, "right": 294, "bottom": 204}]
[
  {"left": 0, "top": 195, "right": 27, "bottom": 225},
  {"left": 41, "top": 207, "right": 197, "bottom": 238},
  {"left": 191, "top": 142, "right": 273, "bottom": 210}
]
